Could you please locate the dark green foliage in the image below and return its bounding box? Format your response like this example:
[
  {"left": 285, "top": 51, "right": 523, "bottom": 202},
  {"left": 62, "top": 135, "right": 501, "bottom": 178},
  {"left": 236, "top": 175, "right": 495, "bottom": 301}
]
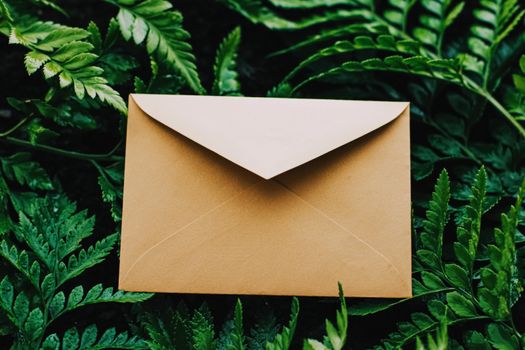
[
  {"left": 0, "top": 0, "right": 524, "bottom": 349},
  {"left": 225, "top": 0, "right": 525, "bottom": 144},
  {"left": 213, "top": 26, "right": 242, "bottom": 96},
  {"left": 0, "top": 195, "right": 152, "bottom": 349},
  {"left": 140, "top": 296, "right": 306, "bottom": 350},
  {"left": 106, "top": 0, "right": 205, "bottom": 94},
  {"left": 303, "top": 284, "right": 348, "bottom": 350},
  {"left": 348, "top": 169, "right": 525, "bottom": 349}
]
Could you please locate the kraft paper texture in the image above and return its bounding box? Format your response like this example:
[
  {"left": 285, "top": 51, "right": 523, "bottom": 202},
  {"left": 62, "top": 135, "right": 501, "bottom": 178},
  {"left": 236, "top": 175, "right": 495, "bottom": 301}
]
[{"left": 119, "top": 94, "right": 411, "bottom": 297}]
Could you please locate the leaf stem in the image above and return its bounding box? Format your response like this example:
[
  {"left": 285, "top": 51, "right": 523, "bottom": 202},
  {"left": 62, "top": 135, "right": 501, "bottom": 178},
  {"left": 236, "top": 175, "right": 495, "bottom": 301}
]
[
  {"left": 0, "top": 136, "right": 123, "bottom": 162},
  {"left": 0, "top": 117, "right": 28, "bottom": 137},
  {"left": 398, "top": 316, "right": 490, "bottom": 348},
  {"left": 478, "top": 89, "right": 525, "bottom": 138}
]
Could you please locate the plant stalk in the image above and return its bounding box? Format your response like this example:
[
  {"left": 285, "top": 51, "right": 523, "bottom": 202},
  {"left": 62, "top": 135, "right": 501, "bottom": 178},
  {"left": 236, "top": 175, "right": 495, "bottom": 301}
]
[{"left": 0, "top": 136, "right": 123, "bottom": 162}]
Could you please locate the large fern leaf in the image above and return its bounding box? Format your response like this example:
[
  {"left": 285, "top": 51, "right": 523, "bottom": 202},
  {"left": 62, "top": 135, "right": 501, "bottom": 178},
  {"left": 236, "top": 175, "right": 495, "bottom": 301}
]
[
  {"left": 7, "top": 20, "right": 126, "bottom": 113},
  {"left": 478, "top": 176, "right": 524, "bottom": 320},
  {"left": 467, "top": 0, "right": 525, "bottom": 85},
  {"left": 41, "top": 325, "right": 148, "bottom": 350},
  {"left": 454, "top": 166, "right": 487, "bottom": 275},
  {"left": 418, "top": 169, "right": 450, "bottom": 268},
  {"left": 303, "top": 283, "right": 348, "bottom": 350},
  {"left": 220, "top": 0, "right": 372, "bottom": 30},
  {"left": 0, "top": 195, "right": 151, "bottom": 348},
  {"left": 265, "top": 297, "right": 299, "bottom": 350},
  {"left": 108, "top": 0, "right": 205, "bottom": 94},
  {"left": 413, "top": 0, "right": 465, "bottom": 55},
  {"left": 213, "top": 26, "right": 242, "bottom": 96}
]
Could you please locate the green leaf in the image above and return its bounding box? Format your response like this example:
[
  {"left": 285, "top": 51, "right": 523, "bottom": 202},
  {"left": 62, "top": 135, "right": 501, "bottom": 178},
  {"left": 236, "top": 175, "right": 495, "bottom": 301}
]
[
  {"left": 23, "top": 308, "right": 44, "bottom": 341},
  {"left": 12, "top": 19, "right": 126, "bottom": 113},
  {"left": 421, "top": 271, "right": 446, "bottom": 290},
  {"left": 303, "top": 283, "right": 347, "bottom": 350},
  {"left": 468, "top": 0, "right": 525, "bottom": 84},
  {"left": 57, "top": 232, "right": 119, "bottom": 286},
  {"left": 110, "top": 0, "right": 205, "bottom": 94},
  {"left": 477, "top": 176, "right": 525, "bottom": 319},
  {"left": 444, "top": 263, "right": 469, "bottom": 290},
  {"left": 228, "top": 299, "right": 246, "bottom": 350},
  {"left": 0, "top": 241, "right": 41, "bottom": 289},
  {"left": 48, "top": 292, "right": 65, "bottom": 319},
  {"left": 220, "top": 0, "right": 371, "bottom": 30},
  {"left": 192, "top": 305, "right": 215, "bottom": 350},
  {"left": 1, "top": 153, "right": 53, "bottom": 190},
  {"left": 213, "top": 26, "right": 242, "bottom": 96},
  {"left": 445, "top": 291, "right": 477, "bottom": 317},
  {"left": 43, "top": 325, "right": 148, "bottom": 349},
  {"left": 96, "top": 162, "right": 124, "bottom": 222},
  {"left": 266, "top": 297, "right": 299, "bottom": 350},
  {"left": 455, "top": 167, "right": 487, "bottom": 273},
  {"left": 486, "top": 323, "right": 520, "bottom": 350},
  {"left": 464, "top": 331, "right": 491, "bottom": 350},
  {"left": 420, "top": 169, "right": 450, "bottom": 261}
]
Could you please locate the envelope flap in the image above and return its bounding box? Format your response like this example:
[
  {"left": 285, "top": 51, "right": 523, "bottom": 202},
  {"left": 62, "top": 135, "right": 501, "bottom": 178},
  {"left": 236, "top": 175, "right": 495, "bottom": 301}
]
[{"left": 130, "top": 94, "right": 408, "bottom": 179}]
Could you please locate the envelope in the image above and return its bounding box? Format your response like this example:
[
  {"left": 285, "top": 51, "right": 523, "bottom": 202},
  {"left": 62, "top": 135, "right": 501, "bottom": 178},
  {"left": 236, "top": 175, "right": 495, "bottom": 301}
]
[{"left": 119, "top": 94, "right": 411, "bottom": 297}]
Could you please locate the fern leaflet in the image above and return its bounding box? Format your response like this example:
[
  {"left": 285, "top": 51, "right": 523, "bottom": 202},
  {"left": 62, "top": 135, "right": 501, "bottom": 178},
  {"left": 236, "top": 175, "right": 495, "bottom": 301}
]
[
  {"left": 107, "top": 0, "right": 205, "bottom": 94},
  {"left": 213, "top": 26, "right": 242, "bottom": 96}
]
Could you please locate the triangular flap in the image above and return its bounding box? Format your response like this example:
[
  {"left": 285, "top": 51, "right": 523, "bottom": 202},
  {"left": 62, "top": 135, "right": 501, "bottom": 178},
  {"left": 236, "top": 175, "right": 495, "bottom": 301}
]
[{"left": 130, "top": 94, "right": 408, "bottom": 179}]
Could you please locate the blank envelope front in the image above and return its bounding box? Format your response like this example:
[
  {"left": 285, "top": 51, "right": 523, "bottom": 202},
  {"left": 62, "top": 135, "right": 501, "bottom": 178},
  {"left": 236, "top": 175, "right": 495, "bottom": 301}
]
[{"left": 119, "top": 94, "right": 411, "bottom": 297}]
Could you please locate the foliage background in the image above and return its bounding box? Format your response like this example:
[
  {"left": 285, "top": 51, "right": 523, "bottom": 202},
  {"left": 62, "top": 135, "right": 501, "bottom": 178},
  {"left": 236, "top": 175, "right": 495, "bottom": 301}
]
[{"left": 0, "top": 0, "right": 524, "bottom": 349}]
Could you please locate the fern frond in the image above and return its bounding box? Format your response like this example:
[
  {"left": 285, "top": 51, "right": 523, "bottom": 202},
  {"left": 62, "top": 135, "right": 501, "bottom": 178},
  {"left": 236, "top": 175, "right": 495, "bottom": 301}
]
[
  {"left": 4, "top": 194, "right": 120, "bottom": 292},
  {"left": 0, "top": 0, "right": 13, "bottom": 24},
  {"left": 303, "top": 283, "right": 347, "bottom": 350},
  {"left": 284, "top": 35, "right": 421, "bottom": 82},
  {"left": 230, "top": 299, "right": 246, "bottom": 350},
  {"left": 248, "top": 314, "right": 279, "bottom": 350},
  {"left": 377, "top": 300, "right": 455, "bottom": 349},
  {"left": 418, "top": 169, "right": 450, "bottom": 268},
  {"left": 506, "top": 55, "right": 525, "bottom": 120},
  {"left": 454, "top": 167, "right": 487, "bottom": 275},
  {"left": 213, "top": 26, "right": 242, "bottom": 96},
  {"left": 41, "top": 325, "right": 148, "bottom": 350},
  {"left": 191, "top": 305, "right": 216, "bottom": 350},
  {"left": 478, "top": 176, "right": 524, "bottom": 320},
  {"left": 0, "top": 240, "right": 41, "bottom": 290},
  {"left": 468, "top": 0, "right": 525, "bottom": 85},
  {"left": 413, "top": 0, "right": 465, "bottom": 55},
  {"left": 48, "top": 284, "right": 152, "bottom": 322},
  {"left": 383, "top": 0, "right": 417, "bottom": 32},
  {"left": 6, "top": 20, "right": 126, "bottom": 113},
  {"left": 267, "top": 0, "right": 358, "bottom": 8},
  {"left": 140, "top": 304, "right": 194, "bottom": 350},
  {"left": 0, "top": 152, "right": 53, "bottom": 190},
  {"left": 95, "top": 161, "right": 124, "bottom": 222},
  {"left": 0, "top": 276, "right": 44, "bottom": 343},
  {"left": 14, "top": 212, "right": 55, "bottom": 271},
  {"left": 268, "top": 22, "right": 388, "bottom": 57},
  {"left": 293, "top": 55, "right": 463, "bottom": 93},
  {"left": 56, "top": 233, "right": 118, "bottom": 286},
  {"left": 11, "top": 195, "right": 103, "bottom": 279},
  {"left": 220, "top": 0, "right": 372, "bottom": 30},
  {"left": 108, "top": 0, "right": 205, "bottom": 94},
  {"left": 266, "top": 297, "right": 299, "bottom": 350},
  {"left": 415, "top": 321, "right": 448, "bottom": 350},
  {"left": 266, "top": 82, "right": 293, "bottom": 97},
  {"left": 140, "top": 311, "right": 176, "bottom": 350}
]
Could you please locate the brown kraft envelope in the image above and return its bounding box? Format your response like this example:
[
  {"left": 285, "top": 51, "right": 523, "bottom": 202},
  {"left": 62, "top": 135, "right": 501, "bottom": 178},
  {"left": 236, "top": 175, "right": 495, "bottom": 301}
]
[{"left": 119, "top": 94, "right": 411, "bottom": 297}]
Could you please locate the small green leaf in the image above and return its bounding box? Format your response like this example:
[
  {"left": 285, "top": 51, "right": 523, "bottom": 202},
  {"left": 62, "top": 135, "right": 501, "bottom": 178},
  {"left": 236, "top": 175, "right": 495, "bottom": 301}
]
[
  {"left": 421, "top": 271, "right": 446, "bottom": 290},
  {"left": 444, "top": 263, "right": 470, "bottom": 289},
  {"left": 446, "top": 291, "right": 477, "bottom": 317},
  {"left": 486, "top": 323, "right": 520, "bottom": 350}
]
